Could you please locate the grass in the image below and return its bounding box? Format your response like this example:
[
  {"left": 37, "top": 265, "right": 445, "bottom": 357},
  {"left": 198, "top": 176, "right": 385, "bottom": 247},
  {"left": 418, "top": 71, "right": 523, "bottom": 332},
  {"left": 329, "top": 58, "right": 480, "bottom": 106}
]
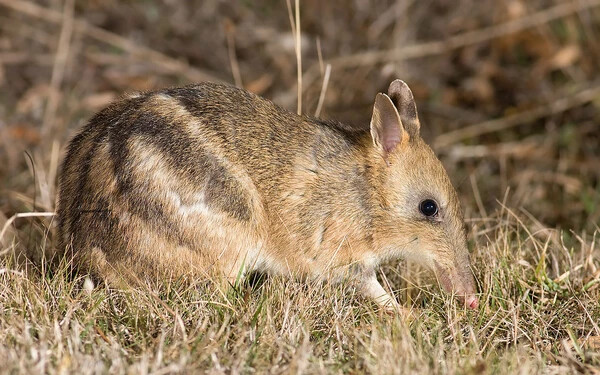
[{"left": 1, "top": 206, "right": 598, "bottom": 374}]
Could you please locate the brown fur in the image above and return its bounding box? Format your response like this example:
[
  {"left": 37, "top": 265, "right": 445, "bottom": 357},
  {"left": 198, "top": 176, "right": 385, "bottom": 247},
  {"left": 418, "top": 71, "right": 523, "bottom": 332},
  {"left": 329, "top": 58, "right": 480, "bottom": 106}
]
[{"left": 56, "top": 80, "right": 478, "bottom": 311}]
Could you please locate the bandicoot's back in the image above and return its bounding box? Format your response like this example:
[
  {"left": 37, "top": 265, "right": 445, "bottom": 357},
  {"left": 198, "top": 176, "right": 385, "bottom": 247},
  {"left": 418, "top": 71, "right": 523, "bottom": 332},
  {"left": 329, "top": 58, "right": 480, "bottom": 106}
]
[{"left": 57, "top": 81, "right": 479, "bottom": 311}]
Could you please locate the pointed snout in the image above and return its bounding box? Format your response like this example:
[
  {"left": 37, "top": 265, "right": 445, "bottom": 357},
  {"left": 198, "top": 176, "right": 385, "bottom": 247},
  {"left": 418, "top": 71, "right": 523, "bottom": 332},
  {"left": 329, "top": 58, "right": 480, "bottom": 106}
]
[
  {"left": 434, "top": 261, "right": 479, "bottom": 310},
  {"left": 457, "top": 293, "right": 479, "bottom": 310}
]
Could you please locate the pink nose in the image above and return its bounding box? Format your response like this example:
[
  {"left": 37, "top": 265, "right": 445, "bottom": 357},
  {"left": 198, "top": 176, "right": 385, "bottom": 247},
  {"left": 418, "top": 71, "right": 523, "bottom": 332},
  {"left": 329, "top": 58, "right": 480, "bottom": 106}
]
[{"left": 466, "top": 296, "right": 479, "bottom": 310}]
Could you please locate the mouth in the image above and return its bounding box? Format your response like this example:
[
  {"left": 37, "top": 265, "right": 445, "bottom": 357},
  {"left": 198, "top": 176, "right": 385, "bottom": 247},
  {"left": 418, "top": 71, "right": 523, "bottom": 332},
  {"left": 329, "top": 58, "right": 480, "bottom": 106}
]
[{"left": 434, "top": 262, "right": 479, "bottom": 310}]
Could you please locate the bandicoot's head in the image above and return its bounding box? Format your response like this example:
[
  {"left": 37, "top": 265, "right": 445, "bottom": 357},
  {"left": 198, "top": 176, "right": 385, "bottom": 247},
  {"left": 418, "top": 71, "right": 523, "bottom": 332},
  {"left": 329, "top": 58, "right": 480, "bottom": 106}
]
[{"left": 368, "top": 80, "right": 478, "bottom": 309}]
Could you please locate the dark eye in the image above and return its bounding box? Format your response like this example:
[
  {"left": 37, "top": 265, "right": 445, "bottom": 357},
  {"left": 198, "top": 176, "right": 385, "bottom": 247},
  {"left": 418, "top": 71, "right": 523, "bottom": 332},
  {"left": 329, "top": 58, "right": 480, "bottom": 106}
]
[{"left": 419, "top": 199, "right": 438, "bottom": 217}]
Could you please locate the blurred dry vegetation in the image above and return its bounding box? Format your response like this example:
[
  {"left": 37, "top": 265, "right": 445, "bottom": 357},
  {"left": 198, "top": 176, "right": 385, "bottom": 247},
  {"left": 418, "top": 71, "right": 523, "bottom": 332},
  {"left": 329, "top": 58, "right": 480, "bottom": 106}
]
[
  {"left": 0, "top": 0, "right": 600, "bottom": 373},
  {"left": 1, "top": 0, "right": 599, "bottom": 233}
]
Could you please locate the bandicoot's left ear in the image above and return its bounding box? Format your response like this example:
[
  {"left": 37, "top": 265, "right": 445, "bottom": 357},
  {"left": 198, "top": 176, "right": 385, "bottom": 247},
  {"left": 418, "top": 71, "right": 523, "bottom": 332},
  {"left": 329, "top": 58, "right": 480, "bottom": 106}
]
[
  {"left": 370, "top": 93, "right": 408, "bottom": 155},
  {"left": 387, "top": 79, "right": 420, "bottom": 139}
]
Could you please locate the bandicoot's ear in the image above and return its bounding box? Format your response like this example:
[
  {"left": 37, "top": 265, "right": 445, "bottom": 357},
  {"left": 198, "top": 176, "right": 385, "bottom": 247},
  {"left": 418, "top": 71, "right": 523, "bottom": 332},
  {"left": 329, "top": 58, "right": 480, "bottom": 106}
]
[
  {"left": 370, "top": 93, "right": 408, "bottom": 155},
  {"left": 387, "top": 79, "right": 420, "bottom": 138}
]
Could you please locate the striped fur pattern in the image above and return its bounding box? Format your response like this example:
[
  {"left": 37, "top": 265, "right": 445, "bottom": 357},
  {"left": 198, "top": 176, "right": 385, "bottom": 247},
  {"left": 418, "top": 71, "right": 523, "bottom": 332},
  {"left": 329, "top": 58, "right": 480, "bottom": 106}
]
[{"left": 56, "top": 80, "right": 478, "bottom": 311}]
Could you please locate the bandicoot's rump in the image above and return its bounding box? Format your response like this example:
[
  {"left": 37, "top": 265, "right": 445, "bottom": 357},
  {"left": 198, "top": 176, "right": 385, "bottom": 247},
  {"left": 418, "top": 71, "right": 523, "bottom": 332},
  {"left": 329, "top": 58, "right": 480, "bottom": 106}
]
[{"left": 56, "top": 80, "right": 478, "bottom": 311}]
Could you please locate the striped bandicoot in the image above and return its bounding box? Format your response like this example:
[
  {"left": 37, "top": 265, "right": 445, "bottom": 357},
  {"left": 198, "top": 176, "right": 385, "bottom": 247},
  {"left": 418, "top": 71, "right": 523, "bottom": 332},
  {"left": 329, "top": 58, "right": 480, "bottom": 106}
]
[{"left": 56, "top": 80, "right": 479, "bottom": 312}]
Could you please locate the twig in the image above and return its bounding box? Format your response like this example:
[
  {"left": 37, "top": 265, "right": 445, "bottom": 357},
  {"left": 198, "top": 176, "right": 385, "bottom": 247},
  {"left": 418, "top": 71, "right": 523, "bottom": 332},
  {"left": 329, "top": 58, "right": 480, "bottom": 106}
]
[
  {"left": 0, "top": 0, "right": 224, "bottom": 83},
  {"left": 316, "top": 37, "right": 324, "bottom": 75},
  {"left": 286, "top": 0, "right": 303, "bottom": 114},
  {"left": 94, "top": 325, "right": 111, "bottom": 344},
  {"left": 295, "top": 0, "right": 302, "bottom": 115},
  {"left": 0, "top": 212, "right": 17, "bottom": 249},
  {"left": 470, "top": 174, "right": 489, "bottom": 225},
  {"left": 46, "top": 140, "right": 60, "bottom": 210},
  {"left": 42, "top": 0, "right": 74, "bottom": 138},
  {"left": 224, "top": 19, "right": 243, "bottom": 88},
  {"left": 285, "top": 0, "right": 296, "bottom": 41},
  {"left": 434, "top": 83, "right": 600, "bottom": 148},
  {"left": 0, "top": 212, "right": 55, "bottom": 244},
  {"left": 0, "top": 52, "right": 54, "bottom": 65},
  {"left": 314, "top": 64, "right": 331, "bottom": 118},
  {"left": 286, "top": 0, "right": 303, "bottom": 115},
  {"left": 445, "top": 137, "right": 544, "bottom": 160}
]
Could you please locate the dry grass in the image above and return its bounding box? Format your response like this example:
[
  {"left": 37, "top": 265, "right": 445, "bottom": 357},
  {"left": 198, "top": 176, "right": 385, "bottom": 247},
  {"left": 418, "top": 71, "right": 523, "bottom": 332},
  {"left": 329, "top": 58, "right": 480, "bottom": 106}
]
[
  {"left": 1, "top": 0, "right": 600, "bottom": 373},
  {"left": 1, "top": 208, "right": 599, "bottom": 373}
]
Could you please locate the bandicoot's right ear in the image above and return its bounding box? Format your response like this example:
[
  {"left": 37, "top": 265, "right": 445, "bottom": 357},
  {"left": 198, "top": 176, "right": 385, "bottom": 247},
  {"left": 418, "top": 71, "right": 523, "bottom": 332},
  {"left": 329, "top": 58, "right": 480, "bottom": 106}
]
[{"left": 370, "top": 93, "right": 408, "bottom": 157}]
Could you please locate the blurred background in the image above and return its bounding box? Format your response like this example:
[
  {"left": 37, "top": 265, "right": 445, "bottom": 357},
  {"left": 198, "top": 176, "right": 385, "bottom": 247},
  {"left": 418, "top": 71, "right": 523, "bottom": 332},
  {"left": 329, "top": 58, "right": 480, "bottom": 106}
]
[{"left": 0, "top": 0, "right": 599, "bottom": 241}]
